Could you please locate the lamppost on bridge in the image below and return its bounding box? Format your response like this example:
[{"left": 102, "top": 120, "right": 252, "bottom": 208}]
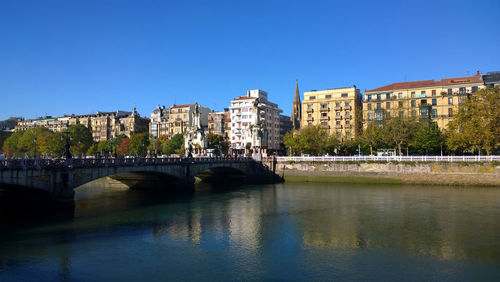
[
  {"left": 33, "top": 136, "right": 37, "bottom": 159},
  {"left": 61, "top": 132, "right": 72, "bottom": 159}
]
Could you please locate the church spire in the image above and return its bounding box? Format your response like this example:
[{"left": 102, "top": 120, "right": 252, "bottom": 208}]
[{"left": 292, "top": 79, "right": 302, "bottom": 130}]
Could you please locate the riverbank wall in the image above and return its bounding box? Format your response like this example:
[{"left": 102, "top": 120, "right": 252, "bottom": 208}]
[{"left": 275, "top": 161, "right": 500, "bottom": 186}]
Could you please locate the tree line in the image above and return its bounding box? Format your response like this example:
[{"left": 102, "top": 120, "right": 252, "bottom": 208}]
[
  {"left": 1, "top": 124, "right": 187, "bottom": 158},
  {"left": 284, "top": 87, "right": 500, "bottom": 156}
]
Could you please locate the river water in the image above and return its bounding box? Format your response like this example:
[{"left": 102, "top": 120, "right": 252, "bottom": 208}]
[{"left": 1, "top": 181, "right": 500, "bottom": 281}]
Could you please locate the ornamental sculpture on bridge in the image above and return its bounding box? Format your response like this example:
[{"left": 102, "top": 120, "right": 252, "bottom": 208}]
[{"left": 184, "top": 103, "right": 207, "bottom": 156}]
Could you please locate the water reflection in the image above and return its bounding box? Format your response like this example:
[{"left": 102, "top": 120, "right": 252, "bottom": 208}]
[{"left": 1, "top": 181, "right": 500, "bottom": 280}]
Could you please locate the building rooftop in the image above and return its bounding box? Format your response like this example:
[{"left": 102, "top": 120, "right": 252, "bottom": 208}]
[{"left": 366, "top": 73, "right": 483, "bottom": 93}]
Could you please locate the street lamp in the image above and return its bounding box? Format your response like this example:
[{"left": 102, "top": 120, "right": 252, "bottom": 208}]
[{"left": 33, "top": 137, "right": 37, "bottom": 159}]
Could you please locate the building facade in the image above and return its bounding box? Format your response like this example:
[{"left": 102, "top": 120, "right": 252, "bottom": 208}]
[
  {"left": 301, "top": 86, "right": 362, "bottom": 141},
  {"left": 208, "top": 108, "right": 231, "bottom": 139},
  {"left": 150, "top": 105, "right": 169, "bottom": 138},
  {"left": 279, "top": 114, "right": 293, "bottom": 151},
  {"left": 229, "top": 89, "right": 282, "bottom": 153},
  {"left": 167, "top": 103, "right": 210, "bottom": 137},
  {"left": 15, "top": 108, "right": 149, "bottom": 142},
  {"left": 363, "top": 72, "right": 484, "bottom": 130}
]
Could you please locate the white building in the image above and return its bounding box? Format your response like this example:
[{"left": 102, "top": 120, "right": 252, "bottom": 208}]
[{"left": 229, "top": 89, "right": 282, "bottom": 153}]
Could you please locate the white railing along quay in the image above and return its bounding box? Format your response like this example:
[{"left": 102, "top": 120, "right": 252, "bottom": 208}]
[{"left": 276, "top": 155, "right": 500, "bottom": 163}]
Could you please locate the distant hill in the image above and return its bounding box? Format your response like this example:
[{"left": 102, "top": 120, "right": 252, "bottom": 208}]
[{"left": 0, "top": 117, "right": 21, "bottom": 130}]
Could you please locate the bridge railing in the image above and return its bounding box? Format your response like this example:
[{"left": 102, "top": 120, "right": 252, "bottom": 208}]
[
  {"left": 0, "top": 156, "right": 254, "bottom": 170},
  {"left": 273, "top": 155, "right": 500, "bottom": 163}
]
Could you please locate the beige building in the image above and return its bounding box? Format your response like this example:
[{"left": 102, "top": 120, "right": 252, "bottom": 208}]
[
  {"left": 363, "top": 72, "right": 484, "bottom": 130},
  {"left": 301, "top": 86, "right": 363, "bottom": 141},
  {"left": 16, "top": 108, "right": 149, "bottom": 142},
  {"left": 167, "top": 103, "right": 210, "bottom": 137}
]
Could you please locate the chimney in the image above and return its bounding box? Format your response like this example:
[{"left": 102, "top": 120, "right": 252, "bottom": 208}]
[{"left": 477, "top": 70, "right": 481, "bottom": 76}]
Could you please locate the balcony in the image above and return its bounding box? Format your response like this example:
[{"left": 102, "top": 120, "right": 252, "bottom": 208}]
[
  {"left": 319, "top": 107, "right": 330, "bottom": 112},
  {"left": 345, "top": 115, "right": 352, "bottom": 120},
  {"left": 344, "top": 124, "right": 353, "bottom": 129},
  {"left": 306, "top": 109, "right": 314, "bottom": 113},
  {"left": 335, "top": 116, "right": 343, "bottom": 120},
  {"left": 320, "top": 116, "right": 330, "bottom": 121},
  {"left": 335, "top": 124, "right": 343, "bottom": 129},
  {"left": 334, "top": 106, "right": 342, "bottom": 111},
  {"left": 307, "top": 117, "right": 314, "bottom": 122}
]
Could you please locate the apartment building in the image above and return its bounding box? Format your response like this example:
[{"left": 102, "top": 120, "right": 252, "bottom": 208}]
[
  {"left": 208, "top": 108, "right": 231, "bottom": 140},
  {"left": 167, "top": 103, "right": 210, "bottom": 136},
  {"left": 150, "top": 105, "right": 169, "bottom": 138},
  {"left": 229, "top": 90, "right": 282, "bottom": 152},
  {"left": 363, "top": 72, "right": 484, "bottom": 130},
  {"left": 15, "top": 108, "right": 149, "bottom": 142},
  {"left": 301, "top": 86, "right": 362, "bottom": 141}
]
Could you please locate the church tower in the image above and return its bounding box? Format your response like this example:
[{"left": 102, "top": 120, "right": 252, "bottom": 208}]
[{"left": 292, "top": 80, "right": 301, "bottom": 130}]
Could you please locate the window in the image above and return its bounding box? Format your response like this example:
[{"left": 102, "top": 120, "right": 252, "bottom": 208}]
[
  {"left": 432, "top": 99, "right": 437, "bottom": 106},
  {"left": 448, "top": 88, "right": 452, "bottom": 95},
  {"left": 386, "top": 112, "right": 390, "bottom": 119},
  {"left": 377, "top": 103, "right": 381, "bottom": 109},
  {"left": 367, "top": 95, "right": 372, "bottom": 101},
  {"left": 421, "top": 91, "right": 426, "bottom": 94},
  {"left": 341, "top": 93, "right": 348, "bottom": 97},
  {"left": 472, "top": 86, "right": 478, "bottom": 93},
  {"left": 345, "top": 102, "right": 350, "bottom": 107},
  {"left": 399, "top": 111, "right": 403, "bottom": 118},
  {"left": 308, "top": 114, "right": 312, "bottom": 118},
  {"left": 321, "top": 103, "right": 328, "bottom": 108},
  {"left": 321, "top": 113, "right": 327, "bottom": 117},
  {"left": 309, "top": 96, "right": 316, "bottom": 100},
  {"left": 335, "top": 102, "right": 340, "bottom": 107},
  {"left": 386, "top": 93, "right": 391, "bottom": 99},
  {"left": 398, "top": 101, "right": 403, "bottom": 108},
  {"left": 398, "top": 93, "right": 403, "bottom": 99},
  {"left": 386, "top": 102, "right": 391, "bottom": 109},
  {"left": 178, "top": 109, "right": 182, "bottom": 113},
  {"left": 411, "top": 110, "right": 416, "bottom": 117},
  {"left": 448, "top": 108, "right": 453, "bottom": 117},
  {"left": 325, "top": 95, "right": 331, "bottom": 99},
  {"left": 336, "top": 120, "right": 341, "bottom": 125},
  {"left": 345, "top": 111, "right": 350, "bottom": 116},
  {"left": 367, "top": 113, "right": 373, "bottom": 120},
  {"left": 432, "top": 109, "right": 437, "bottom": 118},
  {"left": 177, "top": 115, "right": 180, "bottom": 118},
  {"left": 432, "top": 90, "right": 436, "bottom": 96},
  {"left": 345, "top": 120, "right": 350, "bottom": 124},
  {"left": 307, "top": 104, "right": 312, "bottom": 109},
  {"left": 459, "top": 87, "right": 466, "bottom": 93},
  {"left": 448, "top": 97, "right": 453, "bottom": 105},
  {"left": 336, "top": 111, "right": 340, "bottom": 116},
  {"left": 367, "top": 103, "right": 372, "bottom": 110},
  {"left": 377, "top": 94, "right": 381, "bottom": 100},
  {"left": 411, "top": 100, "right": 416, "bottom": 107},
  {"left": 183, "top": 114, "right": 187, "bottom": 118},
  {"left": 411, "top": 92, "right": 416, "bottom": 98},
  {"left": 321, "top": 121, "right": 328, "bottom": 126}
]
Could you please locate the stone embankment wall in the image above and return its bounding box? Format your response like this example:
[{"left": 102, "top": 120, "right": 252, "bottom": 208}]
[{"left": 276, "top": 161, "right": 500, "bottom": 186}]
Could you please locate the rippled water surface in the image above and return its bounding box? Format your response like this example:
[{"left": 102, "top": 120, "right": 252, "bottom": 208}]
[{"left": 1, "top": 181, "right": 500, "bottom": 281}]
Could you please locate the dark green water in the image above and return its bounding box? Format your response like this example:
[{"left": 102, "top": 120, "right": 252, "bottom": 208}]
[{"left": 1, "top": 181, "right": 500, "bottom": 281}]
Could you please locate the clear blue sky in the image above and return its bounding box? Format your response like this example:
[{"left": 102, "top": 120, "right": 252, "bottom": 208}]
[{"left": 1, "top": 0, "right": 499, "bottom": 120}]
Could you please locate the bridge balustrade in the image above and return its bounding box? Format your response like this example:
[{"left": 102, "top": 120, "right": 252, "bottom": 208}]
[{"left": 0, "top": 156, "right": 254, "bottom": 170}]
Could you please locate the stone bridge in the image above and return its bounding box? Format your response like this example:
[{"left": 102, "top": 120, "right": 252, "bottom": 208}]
[{"left": 0, "top": 157, "right": 280, "bottom": 204}]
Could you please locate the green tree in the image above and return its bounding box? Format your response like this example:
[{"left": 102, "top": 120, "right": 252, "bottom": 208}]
[
  {"left": 382, "top": 117, "right": 418, "bottom": 155},
  {"left": 2, "top": 131, "right": 24, "bottom": 157},
  {"left": 360, "top": 122, "right": 386, "bottom": 155},
  {"left": 446, "top": 87, "right": 500, "bottom": 155},
  {"left": 67, "top": 124, "right": 94, "bottom": 156},
  {"left": 163, "top": 134, "right": 184, "bottom": 155},
  {"left": 129, "top": 133, "right": 150, "bottom": 156},
  {"left": 283, "top": 125, "right": 338, "bottom": 156},
  {"left": 207, "top": 133, "right": 223, "bottom": 149},
  {"left": 97, "top": 140, "right": 111, "bottom": 156},
  {"left": 17, "top": 127, "right": 54, "bottom": 157},
  {"left": 413, "top": 122, "right": 444, "bottom": 155}
]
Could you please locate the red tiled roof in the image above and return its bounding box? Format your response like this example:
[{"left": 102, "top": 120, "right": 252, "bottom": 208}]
[
  {"left": 366, "top": 80, "right": 437, "bottom": 93},
  {"left": 171, "top": 104, "right": 193, "bottom": 108},
  {"left": 366, "top": 74, "right": 483, "bottom": 93}
]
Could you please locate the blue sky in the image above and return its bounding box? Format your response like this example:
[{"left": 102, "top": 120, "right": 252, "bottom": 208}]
[{"left": 1, "top": 0, "right": 499, "bottom": 120}]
